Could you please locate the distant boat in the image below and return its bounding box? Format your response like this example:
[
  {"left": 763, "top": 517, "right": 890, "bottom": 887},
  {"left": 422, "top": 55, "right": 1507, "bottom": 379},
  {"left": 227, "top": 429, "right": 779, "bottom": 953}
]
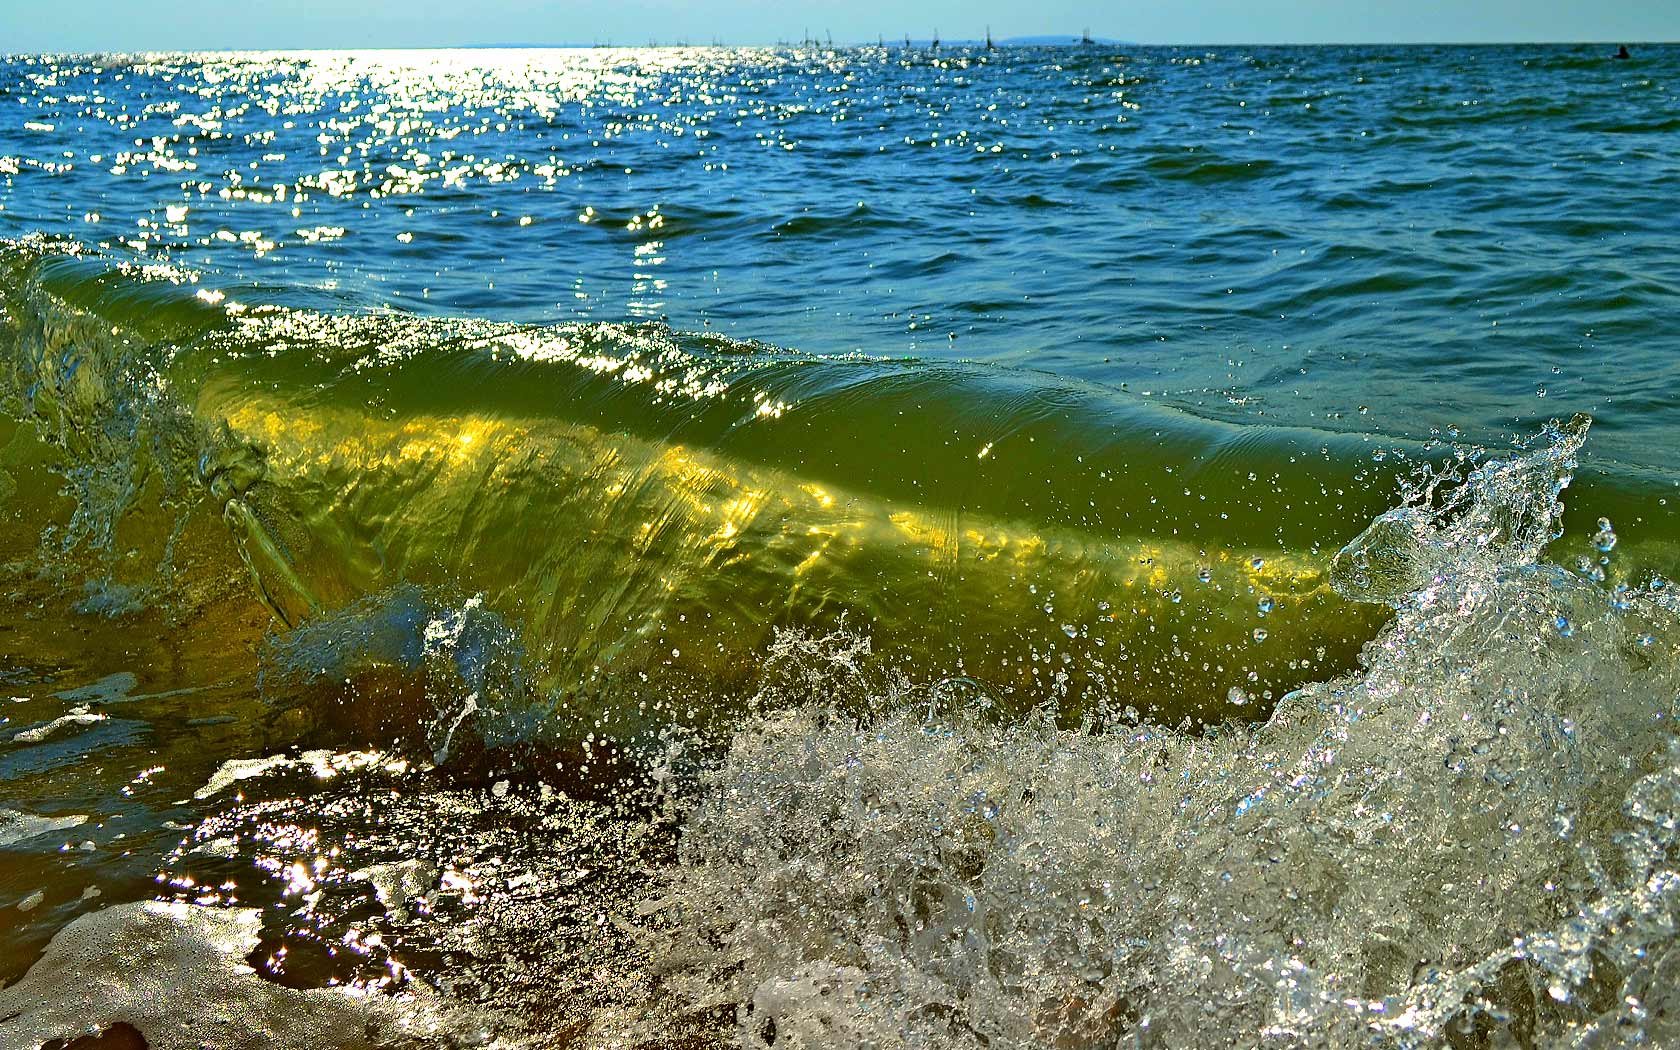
[
  {"left": 1081, "top": 27, "right": 1094, "bottom": 46},
  {"left": 986, "top": 26, "right": 995, "bottom": 50},
  {"left": 932, "top": 29, "right": 940, "bottom": 49}
]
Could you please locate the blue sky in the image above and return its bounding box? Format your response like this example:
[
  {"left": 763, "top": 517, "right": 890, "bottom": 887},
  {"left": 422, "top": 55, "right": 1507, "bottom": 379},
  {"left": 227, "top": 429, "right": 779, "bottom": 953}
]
[{"left": 4, "top": 0, "right": 1677, "bottom": 51}]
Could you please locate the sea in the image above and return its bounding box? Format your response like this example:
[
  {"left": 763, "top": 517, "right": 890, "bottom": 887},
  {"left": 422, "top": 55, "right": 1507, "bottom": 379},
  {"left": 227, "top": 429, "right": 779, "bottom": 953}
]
[{"left": 0, "top": 42, "right": 1678, "bottom": 1048}]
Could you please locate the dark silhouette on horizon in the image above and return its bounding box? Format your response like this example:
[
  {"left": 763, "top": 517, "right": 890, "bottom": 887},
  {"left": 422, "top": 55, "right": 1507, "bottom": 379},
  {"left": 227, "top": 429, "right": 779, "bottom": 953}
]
[{"left": 1615, "top": 44, "right": 1631, "bottom": 59}]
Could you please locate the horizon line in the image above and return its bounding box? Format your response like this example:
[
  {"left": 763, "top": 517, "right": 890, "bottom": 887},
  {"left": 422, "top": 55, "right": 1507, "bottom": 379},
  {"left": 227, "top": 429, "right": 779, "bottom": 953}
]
[{"left": 9, "top": 39, "right": 1672, "bottom": 55}]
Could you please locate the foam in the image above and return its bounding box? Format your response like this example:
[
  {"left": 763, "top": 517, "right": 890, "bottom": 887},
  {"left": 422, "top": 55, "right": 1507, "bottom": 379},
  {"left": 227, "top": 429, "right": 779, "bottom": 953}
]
[
  {"left": 11, "top": 708, "right": 106, "bottom": 744},
  {"left": 0, "top": 808, "right": 87, "bottom": 847},
  {"left": 193, "top": 750, "right": 411, "bottom": 801}
]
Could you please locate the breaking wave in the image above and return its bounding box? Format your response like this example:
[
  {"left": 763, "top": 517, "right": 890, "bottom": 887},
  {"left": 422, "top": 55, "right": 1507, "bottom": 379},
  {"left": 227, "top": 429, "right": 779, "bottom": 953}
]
[
  {"left": 5, "top": 237, "right": 1680, "bottom": 1049},
  {"left": 643, "top": 418, "right": 1680, "bottom": 1048}
]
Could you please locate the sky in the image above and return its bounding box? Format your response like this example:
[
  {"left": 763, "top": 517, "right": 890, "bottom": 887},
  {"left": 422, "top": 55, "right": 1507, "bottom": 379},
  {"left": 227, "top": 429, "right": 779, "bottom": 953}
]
[{"left": 3, "top": 0, "right": 1677, "bottom": 52}]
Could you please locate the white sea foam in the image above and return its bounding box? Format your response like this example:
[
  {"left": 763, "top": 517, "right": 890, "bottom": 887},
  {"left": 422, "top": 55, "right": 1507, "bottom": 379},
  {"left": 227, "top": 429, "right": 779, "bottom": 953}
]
[{"left": 0, "top": 807, "right": 87, "bottom": 847}]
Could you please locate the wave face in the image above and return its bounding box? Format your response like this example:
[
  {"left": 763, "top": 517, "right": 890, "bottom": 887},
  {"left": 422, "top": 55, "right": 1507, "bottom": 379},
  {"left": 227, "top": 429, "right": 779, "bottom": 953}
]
[
  {"left": 8, "top": 244, "right": 1675, "bottom": 745},
  {"left": 2, "top": 240, "right": 1431, "bottom": 739}
]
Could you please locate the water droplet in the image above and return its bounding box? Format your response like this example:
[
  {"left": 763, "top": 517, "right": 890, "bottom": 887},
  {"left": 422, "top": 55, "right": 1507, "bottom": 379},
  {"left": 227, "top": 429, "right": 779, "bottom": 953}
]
[
  {"left": 1257, "top": 597, "right": 1273, "bottom": 616},
  {"left": 1250, "top": 557, "right": 1265, "bottom": 571},
  {"left": 1252, "top": 628, "right": 1268, "bottom": 642},
  {"left": 1197, "top": 566, "right": 1212, "bottom": 583},
  {"left": 1593, "top": 517, "right": 1617, "bottom": 552}
]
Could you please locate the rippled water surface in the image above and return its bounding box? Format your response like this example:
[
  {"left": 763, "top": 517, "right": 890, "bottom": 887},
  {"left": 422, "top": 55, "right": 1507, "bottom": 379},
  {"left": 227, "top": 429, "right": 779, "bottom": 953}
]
[
  {"left": 2, "top": 43, "right": 1680, "bottom": 1050},
  {"left": 3, "top": 45, "right": 1679, "bottom": 460}
]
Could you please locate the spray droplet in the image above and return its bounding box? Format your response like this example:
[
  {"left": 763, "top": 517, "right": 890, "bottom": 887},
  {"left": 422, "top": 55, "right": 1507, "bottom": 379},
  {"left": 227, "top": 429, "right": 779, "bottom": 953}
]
[{"left": 1593, "top": 517, "right": 1617, "bottom": 552}]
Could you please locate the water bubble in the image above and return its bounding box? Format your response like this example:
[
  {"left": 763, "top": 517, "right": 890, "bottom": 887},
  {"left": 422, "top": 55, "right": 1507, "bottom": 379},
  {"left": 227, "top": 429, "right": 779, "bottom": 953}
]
[
  {"left": 1169, "top": 590, "right": 1182, "bottom": 604},
  {"left": 1061, "top": 624, "right": 1078, "bottom": 639},
  {"left": 1593, "top": 517, "right": 1617, "bottom": 552},
  {"left": 1197, "top": 566, "right": 1212, "bottom": 584},
  {"left": 1252, "top": 628, "right": 1268, "bottom": 642},
  {"left": 1257, "top": 597, "right": 1273, "bottom": 616},
  {"left": 1227, "top": 686, "right": 1249, "bottom": 705},
  {"left": 1250, "top": 557, "right": 1265, "bottom": 571}
]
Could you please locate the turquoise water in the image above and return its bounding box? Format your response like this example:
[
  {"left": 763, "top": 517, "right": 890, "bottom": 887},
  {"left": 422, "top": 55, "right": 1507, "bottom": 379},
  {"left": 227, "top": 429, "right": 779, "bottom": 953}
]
[
  {"left": 1, "top": 44, "right": 1680, "bottom": 1049},
  {"left": 3, "top": 45, "right": 1679, "bottom": 463}
]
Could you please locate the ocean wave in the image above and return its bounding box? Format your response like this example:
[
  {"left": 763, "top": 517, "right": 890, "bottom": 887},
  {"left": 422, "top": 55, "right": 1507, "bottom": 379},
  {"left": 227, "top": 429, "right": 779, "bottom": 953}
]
[
  {"left": 5, "top": 238, "right": 1680, "bottom": 1048},
  {"left": 3, "top": 239, "right": 1675, "bottom": 750}
]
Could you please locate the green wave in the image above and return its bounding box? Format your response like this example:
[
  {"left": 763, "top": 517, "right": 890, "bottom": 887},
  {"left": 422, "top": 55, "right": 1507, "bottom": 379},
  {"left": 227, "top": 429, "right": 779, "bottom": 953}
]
[{"left": 2, "top": 239, "right": 1673, "bottom": 737}]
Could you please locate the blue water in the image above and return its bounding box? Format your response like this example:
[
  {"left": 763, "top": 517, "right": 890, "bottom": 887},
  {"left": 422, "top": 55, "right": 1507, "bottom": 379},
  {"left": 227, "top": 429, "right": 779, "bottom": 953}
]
[{"left": 3, "top": 44, "right": 1678, "bottom": 464}]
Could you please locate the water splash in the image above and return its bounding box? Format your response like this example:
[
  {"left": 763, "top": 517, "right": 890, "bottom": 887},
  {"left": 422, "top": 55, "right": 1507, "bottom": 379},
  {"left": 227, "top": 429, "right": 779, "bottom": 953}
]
[{"left": 641, "top": 419, "right": 1680, "bottom": 1049}]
